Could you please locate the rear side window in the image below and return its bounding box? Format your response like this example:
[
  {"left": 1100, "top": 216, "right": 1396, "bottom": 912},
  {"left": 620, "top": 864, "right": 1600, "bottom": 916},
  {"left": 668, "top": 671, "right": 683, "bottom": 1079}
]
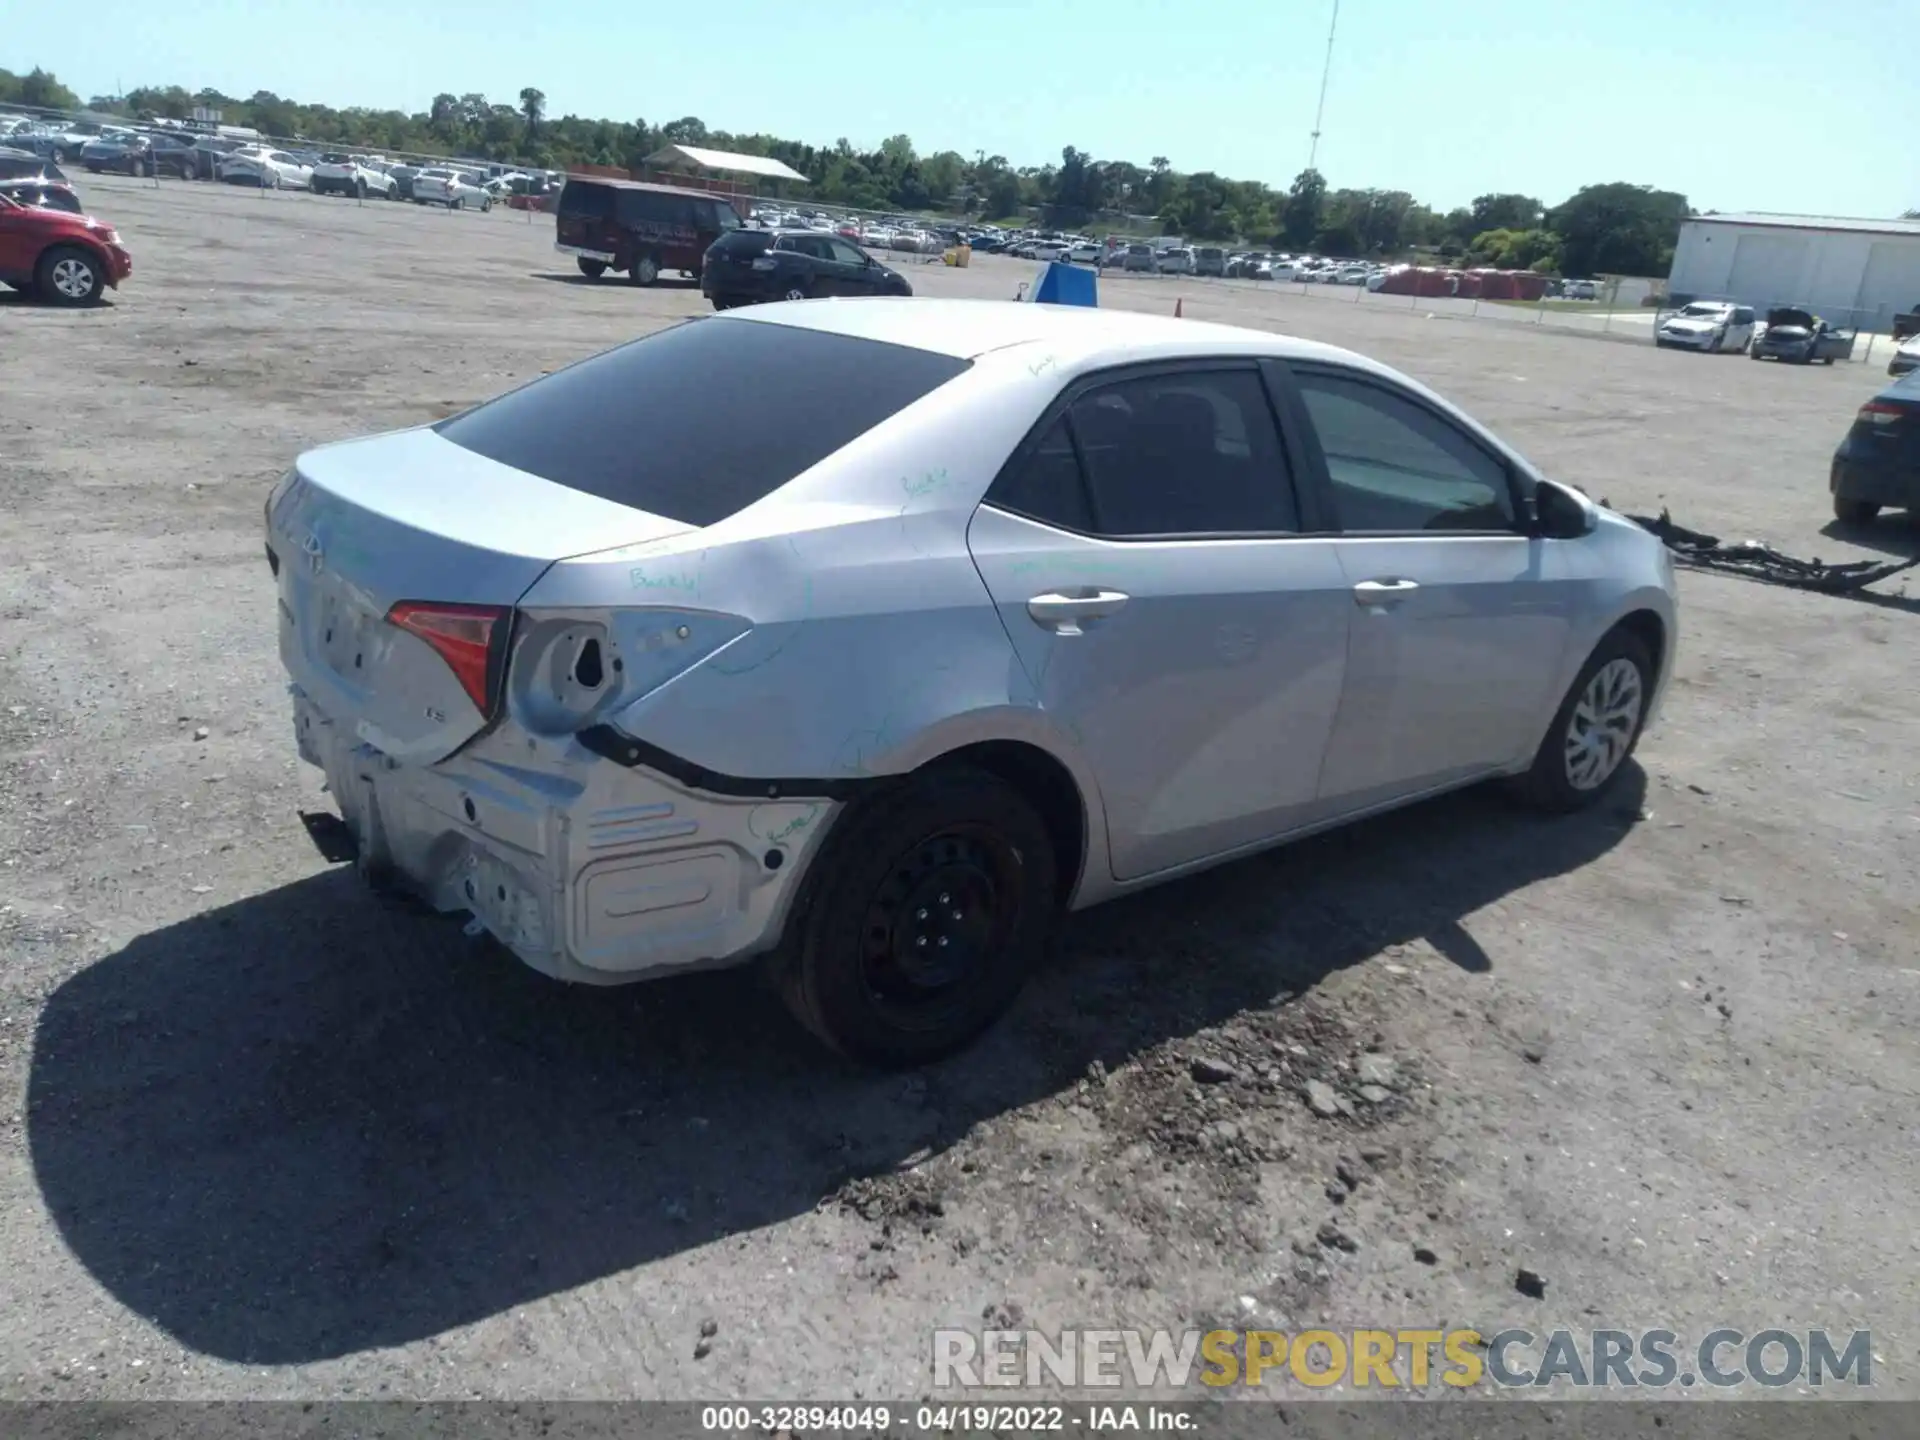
[
  {"left": 616, "top": 189, "right": 699, "bottom": 228},
  {"left": 1071, "top": 371, "right": 1298, "bottom": 535},
  {"left": 558, "top": 181, "right": 614, "bottom": 220},
  {"left": 992, "top": 417, "right": 1094, "bottom": 532},
  {"left": 434, "top": 318, "right": 972, "bottom": 527},
  {"left": 988, "top": 369, "right": 1299, "bottom": 537}
]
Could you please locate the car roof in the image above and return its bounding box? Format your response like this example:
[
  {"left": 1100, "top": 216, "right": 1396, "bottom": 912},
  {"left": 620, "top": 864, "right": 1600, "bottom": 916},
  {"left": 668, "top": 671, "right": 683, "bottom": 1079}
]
[
  {"left": 718, "top": 296, "right": 1367, "bottom": 365},
  {"left": 561, "top": 175, "right": 727, "bottom": 198}
]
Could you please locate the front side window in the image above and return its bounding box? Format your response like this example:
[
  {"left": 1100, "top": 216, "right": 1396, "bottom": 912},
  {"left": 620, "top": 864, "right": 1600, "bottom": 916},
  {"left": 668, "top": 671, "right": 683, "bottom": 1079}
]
[{"left": 1293, "top": 371, "right": 1516, "bottom": 533}]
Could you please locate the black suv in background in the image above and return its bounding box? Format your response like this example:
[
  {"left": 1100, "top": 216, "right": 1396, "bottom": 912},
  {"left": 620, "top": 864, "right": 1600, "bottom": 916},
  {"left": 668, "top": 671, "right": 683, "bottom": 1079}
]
[{"left": 702, "top": 229, "right": 913, "bottom": 309}]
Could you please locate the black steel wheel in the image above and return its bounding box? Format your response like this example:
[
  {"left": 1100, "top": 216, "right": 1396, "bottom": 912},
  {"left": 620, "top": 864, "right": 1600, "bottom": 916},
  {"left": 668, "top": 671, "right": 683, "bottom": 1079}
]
[{"left": 779, "top": 766, "right": 1058, "bottom": 1067}]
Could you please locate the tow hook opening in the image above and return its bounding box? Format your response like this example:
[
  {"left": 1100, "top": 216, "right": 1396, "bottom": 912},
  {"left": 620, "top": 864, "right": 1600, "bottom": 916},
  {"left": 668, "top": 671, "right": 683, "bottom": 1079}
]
[{"left": 573, "top": 637, "right": 605, "bottom": 689}]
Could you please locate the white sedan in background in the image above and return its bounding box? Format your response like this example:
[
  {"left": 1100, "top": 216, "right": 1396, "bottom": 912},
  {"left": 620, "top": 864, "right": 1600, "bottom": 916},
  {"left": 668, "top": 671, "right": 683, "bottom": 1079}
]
[
  {"left": 216, "top": 146, "right": 313, "bottom": 189},
  {"left": 411, "top": 167, "right": 493, "bottom": 211},
  {"left": 1655, "top": 301, "right": 1757, "bottom": 354}
]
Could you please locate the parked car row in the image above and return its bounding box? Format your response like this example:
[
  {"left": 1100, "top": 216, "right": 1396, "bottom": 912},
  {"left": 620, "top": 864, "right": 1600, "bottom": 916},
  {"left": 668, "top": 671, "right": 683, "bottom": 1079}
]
[{"left": 750, "top": 206, "right": 951, "bottom": 255}]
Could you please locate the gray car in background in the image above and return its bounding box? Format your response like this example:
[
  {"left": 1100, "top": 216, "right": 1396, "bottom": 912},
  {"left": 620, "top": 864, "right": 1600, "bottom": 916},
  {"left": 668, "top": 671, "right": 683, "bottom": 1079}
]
[
  {"left": 1751, "top": 306, "right": 1854, "bottom": 364},
  {"left": 267, "top": 300, "right": 1677, "bottom": 1065}
]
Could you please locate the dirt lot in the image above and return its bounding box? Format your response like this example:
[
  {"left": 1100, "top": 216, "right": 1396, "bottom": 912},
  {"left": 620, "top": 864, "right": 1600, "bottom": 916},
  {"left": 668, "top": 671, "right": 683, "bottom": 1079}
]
[{"left": 1, "top": 174, "right": 1916, "bottom": 1404}]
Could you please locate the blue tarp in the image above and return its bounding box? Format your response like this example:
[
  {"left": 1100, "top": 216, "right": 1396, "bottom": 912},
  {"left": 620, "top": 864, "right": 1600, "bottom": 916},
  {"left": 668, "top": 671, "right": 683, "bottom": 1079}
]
[{"left": 1021, "top": 261, "right": 1098, "bottom": 307}]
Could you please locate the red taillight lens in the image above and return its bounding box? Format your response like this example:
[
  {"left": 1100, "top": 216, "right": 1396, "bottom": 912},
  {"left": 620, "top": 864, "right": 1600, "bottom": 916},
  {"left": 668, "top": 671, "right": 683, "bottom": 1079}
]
[
  {"left": 387, "top": 602, "right": 506, "bottom": 712},
  {"left": 1858, "top": 402, "right": 1905, "bottom": 426}
]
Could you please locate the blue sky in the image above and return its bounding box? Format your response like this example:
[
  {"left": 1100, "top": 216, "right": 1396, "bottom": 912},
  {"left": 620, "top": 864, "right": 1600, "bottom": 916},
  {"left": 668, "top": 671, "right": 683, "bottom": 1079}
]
[{"left": 11, "top": 0, "right": 1914, "bottom": 215}]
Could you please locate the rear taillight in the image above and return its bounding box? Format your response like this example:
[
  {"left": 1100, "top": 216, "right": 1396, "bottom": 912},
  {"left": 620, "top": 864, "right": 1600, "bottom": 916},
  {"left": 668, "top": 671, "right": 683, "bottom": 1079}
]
[
  {"left": 1858, "top": 402, "right": 1905, "bottom": 426},
  {"left": 387, "top": 602, "right": 507, "bottom": 712}
]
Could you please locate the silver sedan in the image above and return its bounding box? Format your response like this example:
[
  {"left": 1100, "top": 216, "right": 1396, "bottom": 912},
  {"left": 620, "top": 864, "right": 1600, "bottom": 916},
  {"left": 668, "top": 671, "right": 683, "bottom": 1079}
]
[{"left": 266, "top": 300, "right": 1677, "bottom": 1065}]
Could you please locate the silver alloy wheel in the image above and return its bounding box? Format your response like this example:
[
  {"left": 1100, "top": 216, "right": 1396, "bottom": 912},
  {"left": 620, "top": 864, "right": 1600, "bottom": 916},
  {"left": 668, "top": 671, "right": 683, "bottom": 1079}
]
[
  {"left": 1563, "top": 657, "right": 1643, "bottom": 791},
  {"left": 785, "top": 285, "right": 808, "bottom": 301},
  {"left": 49, "top": 256, "right": 97, "bottom": 300}
]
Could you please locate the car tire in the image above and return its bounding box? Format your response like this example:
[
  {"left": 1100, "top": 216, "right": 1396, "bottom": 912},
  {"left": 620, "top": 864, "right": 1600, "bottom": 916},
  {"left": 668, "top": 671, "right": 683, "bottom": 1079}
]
[
  {"left": 355, "top": 179, "right": 367, "bottom": 199},
  {"left": 480, "top": 197, "right": 492, "bottom": 213},
  {"left": 1832, "top": 496, "right": 1880, "bottom": 526},
  {"left": 451, "top": 196, "right": 464, "bottom": 211},
  {"left": 35, "top": 244, "right": 105, "bottom": 307},
  {"left": 628, "top": 251, "right": 660, "bottom": 286},
  {"left": 777, "top": 765, "right": 1059, "bottom": 1068},
  {"left": 1708, "top": 331, "right": 1722, "bottom": 353},
  {"left": 577, "top": 258, "right": 607, "bottom": 280},
  {"left": 1509, "top": 627, "right": 1654, "bottom": 813},
  {"left": 783, "top": 281, "right": 813, "bottom": 302}
]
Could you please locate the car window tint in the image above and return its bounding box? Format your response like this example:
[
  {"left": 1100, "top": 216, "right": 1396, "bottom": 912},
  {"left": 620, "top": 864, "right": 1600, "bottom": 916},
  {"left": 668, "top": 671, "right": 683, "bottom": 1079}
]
[
  {"left": 829, "top": 239, "right": 867, "bottom": 265},
  {"left": 559, "top": 181, "right": 614, "bottom": 220},
  {"left": 1067, "top": 370, "right": 1297, "bottom": 536},
  {"left": 435, "top": 318, "right": 972, "bottom": 527},
  {"left": 1294, "top": 371, "right": 1515, "bottom": 533},
  {"left": 988, "top": 416, "right": 1093, "bottom": 532},
  {"left": 713, "top": 230, "right": 772, "bottom": 256}
]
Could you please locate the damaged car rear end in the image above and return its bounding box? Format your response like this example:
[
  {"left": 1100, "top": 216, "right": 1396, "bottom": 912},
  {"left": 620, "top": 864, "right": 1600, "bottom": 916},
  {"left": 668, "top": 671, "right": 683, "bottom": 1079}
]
[{"left": 266, "top": 315, "right": 978, "bottom": 1004}]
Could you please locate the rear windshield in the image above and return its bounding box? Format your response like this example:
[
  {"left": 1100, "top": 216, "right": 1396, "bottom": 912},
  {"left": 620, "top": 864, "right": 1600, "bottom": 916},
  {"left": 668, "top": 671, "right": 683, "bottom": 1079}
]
[
  {"left": 434, "top": 318, "right": 973, "bottom": 527},
  {"left": 558, "top": 180, "right": 614, "bottom": 219},
  {"left": 712, "top": 229, "right": 773, "bottom": 255}
]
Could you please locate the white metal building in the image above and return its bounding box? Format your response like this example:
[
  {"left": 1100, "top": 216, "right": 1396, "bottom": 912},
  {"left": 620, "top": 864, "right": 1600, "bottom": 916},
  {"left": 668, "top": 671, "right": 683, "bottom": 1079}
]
[{"left": 1666, "top": 213, "right": 1920, "bottom": 329}]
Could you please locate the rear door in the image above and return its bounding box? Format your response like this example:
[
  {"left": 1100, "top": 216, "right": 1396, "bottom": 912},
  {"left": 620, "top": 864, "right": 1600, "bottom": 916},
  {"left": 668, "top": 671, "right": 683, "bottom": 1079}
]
[
  {"left": 1275, "top": 363, "right": 1581, "bottom": 812},
  {"left": 0, "top": 199, "right": 40, "bottom": 280},
  {"left": 967, "top": 362, "right": 1351, "bottom": 881}
]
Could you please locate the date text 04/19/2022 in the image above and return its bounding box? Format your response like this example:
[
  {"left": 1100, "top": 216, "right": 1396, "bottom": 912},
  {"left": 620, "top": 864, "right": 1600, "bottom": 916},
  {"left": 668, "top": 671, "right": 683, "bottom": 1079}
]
[{"left": 698, "top": 1404, "right": 1196, "bottom": 1432}]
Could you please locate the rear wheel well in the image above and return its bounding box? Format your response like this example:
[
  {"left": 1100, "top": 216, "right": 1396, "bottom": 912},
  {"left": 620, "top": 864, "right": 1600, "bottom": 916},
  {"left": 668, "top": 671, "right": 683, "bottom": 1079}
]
[
  {"left": 924, "top": 741, "right": 1086, "bottom": 907},
  {"left": 1610, "top": 609, "right": 1666, "bottom": 683}
]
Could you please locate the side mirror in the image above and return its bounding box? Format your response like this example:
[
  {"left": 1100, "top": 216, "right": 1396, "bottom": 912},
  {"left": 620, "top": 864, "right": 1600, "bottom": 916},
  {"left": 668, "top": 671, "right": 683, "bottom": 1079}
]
[{"left": 1531, "top": 478, "right": 1597, "bottom": 539}]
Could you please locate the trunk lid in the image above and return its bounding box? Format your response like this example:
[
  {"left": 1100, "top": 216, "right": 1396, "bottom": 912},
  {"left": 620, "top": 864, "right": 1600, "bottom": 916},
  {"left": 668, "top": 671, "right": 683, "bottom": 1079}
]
[{"left": 270, "top": 427, "right": 693, "bottom": 763}]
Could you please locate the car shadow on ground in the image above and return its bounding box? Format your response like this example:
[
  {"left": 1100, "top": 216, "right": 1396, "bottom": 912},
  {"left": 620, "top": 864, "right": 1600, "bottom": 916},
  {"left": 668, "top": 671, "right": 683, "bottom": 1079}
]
[
  {"left": 28, "top": 768, "right": 1643, "bottom": 1365},
  {"left": 1821, "top": 514, "right": 1920, "bottom": 561},
  {"left": 528, "top": 271, "right": 701, "bottom": 290},
  {"left": 0, "top": 292, "right": 116, "bottom": 309}
]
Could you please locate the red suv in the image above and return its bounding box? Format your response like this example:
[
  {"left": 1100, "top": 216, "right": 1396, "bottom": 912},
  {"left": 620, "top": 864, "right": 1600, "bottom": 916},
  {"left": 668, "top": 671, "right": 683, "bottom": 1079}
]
[{"left": 0, "top": 191, "right": 133, "bottom": 305}]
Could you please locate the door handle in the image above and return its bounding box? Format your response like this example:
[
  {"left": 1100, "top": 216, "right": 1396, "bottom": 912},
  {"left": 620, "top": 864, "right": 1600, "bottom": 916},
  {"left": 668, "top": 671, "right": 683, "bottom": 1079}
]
[
  {"left": 1027, "top": 589, "right": 1129, "bottom": 634},
  {"left": 1352, "top": 578, "right": 1420, "bottom": 606}
]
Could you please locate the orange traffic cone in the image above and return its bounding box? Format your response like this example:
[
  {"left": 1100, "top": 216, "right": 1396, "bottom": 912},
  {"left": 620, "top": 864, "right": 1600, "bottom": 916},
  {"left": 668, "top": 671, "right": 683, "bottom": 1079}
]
[{"left": 1174, "top": 297, "right": 1184, "bottom": 318}]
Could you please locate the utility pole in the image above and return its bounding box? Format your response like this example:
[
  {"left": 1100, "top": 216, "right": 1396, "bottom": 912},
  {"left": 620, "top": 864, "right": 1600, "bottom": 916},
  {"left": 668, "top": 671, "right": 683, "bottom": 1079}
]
[{"left": 1307, "top": 0, "right": 1341, "bottom": 172}]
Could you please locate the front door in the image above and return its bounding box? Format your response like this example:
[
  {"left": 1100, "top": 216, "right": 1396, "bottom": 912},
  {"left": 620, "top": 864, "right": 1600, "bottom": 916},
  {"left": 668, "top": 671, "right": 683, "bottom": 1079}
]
[
  {"left": 968, "top": 363, "right": 1351, "bottom": 881},
  {"left": 827, "top": 237, "right": 878, "bottom": 295},
  {"left": 1280, "top": 364, "right": 1581, "bottom": 814}
]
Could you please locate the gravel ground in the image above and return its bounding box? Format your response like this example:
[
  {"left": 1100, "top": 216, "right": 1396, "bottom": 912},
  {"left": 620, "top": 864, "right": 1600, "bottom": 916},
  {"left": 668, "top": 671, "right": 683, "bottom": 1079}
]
[{"left": 1, "top": 174, "right": 1916, "bottom": 1406}]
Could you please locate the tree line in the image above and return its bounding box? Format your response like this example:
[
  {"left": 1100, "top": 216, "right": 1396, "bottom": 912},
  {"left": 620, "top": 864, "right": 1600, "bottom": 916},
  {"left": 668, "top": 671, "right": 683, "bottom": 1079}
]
[{"left": 4, "top": 65, "right": 1691, "bottom": 276}]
